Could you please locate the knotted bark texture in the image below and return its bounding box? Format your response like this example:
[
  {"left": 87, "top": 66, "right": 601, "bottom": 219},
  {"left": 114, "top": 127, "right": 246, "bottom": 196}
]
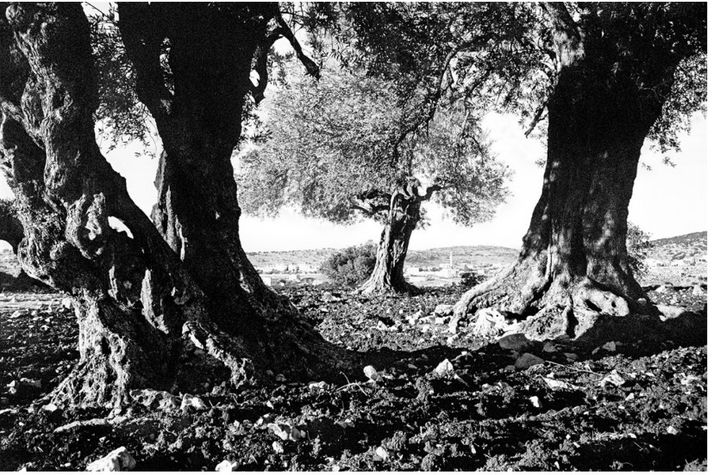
[{"left": 0, "top": 3, "right": 353, "bottom": 408}]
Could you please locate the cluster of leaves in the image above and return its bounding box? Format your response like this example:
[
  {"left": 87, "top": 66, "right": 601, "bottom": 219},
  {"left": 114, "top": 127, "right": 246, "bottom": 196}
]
[
  {"left": 236, "top": 61, "right": 509, "bottom": 228},
  {"left": 626, "top": 222, "right": 654, "bottom": 279},
  {"left": 320, "top": 242, "right": 376, "bottom": 286},
  {"left": 86, "top": 4, "right": 155, "bottom": 152}
]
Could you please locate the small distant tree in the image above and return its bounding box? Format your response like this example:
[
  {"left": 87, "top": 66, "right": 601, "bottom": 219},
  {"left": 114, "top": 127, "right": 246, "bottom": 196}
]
[
  {"left": 320, "top": 242, "right": 376, "bottom": 287},
  {"left": 237, "top": 65, "right": 509, "bottom": 294}
]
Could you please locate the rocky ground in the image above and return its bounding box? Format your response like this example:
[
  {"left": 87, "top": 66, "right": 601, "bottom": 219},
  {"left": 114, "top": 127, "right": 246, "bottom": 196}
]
[{"left": 0, "top": 234, "right": 708, "bottom": 471}]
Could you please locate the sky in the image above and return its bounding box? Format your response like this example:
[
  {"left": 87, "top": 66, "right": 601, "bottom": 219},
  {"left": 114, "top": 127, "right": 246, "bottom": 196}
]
[{"left": 0, "top": 110, "right": 706, "bottom": 253}]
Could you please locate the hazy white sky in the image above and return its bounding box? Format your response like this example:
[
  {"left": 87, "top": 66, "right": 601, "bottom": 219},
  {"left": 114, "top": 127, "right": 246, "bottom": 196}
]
[{"left": 0, "top": 111, "right": 706, "bottom": 253}]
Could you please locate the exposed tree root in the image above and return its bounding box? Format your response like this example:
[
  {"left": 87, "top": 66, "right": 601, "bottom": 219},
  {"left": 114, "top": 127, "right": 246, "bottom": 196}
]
[{"left": 451, "top": 256, "right": 650, "bottom": 342}]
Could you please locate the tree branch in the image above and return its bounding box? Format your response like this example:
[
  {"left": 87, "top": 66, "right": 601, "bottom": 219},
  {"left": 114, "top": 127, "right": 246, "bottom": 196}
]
[{"left": 117, "top": 3, "right": 173, "bottom": 119}]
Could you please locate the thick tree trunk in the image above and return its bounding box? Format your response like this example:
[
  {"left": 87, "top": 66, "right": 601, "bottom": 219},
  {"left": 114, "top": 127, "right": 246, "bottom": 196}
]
[
  {"left": 119, "top": 4, "right": 293, "bottom": 324},
  {"left": 452, "top": 66, "right": 664, "bottom": 339},
  {"left": 360, "top": 193, "right": 421, "bottom": 294},
  {"left": 0, "top": 3, "right": 353, "bottom": 408}
]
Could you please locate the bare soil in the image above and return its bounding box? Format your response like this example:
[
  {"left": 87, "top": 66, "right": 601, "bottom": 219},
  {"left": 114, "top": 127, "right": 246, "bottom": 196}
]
[{"left": 0, "top": 279, "right": 707, "bottom": 471}]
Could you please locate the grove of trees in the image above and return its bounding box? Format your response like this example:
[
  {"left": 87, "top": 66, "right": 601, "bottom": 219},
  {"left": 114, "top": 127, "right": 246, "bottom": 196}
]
[{"left": 0, "top": 1, "right": 706, "bottom": 407}]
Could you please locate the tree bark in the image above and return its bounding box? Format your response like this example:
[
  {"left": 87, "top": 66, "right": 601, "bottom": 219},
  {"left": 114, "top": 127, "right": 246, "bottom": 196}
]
[
  {"left": 0, "top": 3, "right": 353, "bottom": 408},
  {"left": 452, "top": 65, "right": 666, "bottom": 338},
  {"left": 118, "top": 3, "right": 294, "bottom": 324},
  {"left": 360, "top": 192, "right": 421, "bottom": 294}
]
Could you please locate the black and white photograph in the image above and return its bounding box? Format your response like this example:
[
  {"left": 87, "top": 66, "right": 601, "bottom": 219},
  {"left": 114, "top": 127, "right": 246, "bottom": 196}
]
[{"left": 0, "top": 1, "right": 710, "bottom": 471}]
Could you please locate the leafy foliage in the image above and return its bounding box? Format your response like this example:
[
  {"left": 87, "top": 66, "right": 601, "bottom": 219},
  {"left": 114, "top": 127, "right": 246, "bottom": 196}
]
[
  {"left": 627, "top": 222, "right": 654, "bottom": 279},
  {"left": 320, "top": 242, "right": 376, "bottom": 286},
  {"left": 236, "top": 62, "right": 509, "bottom": 227},
  {"left": 86, "top": 4, "right": 154, "bottom": 151}
]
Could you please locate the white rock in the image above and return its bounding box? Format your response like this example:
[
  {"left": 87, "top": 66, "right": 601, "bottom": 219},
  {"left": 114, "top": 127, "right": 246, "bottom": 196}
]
[
  {"left": 601, "top": 341, "right": 618, "bottom": 352},
  {"left": 542, "top": 377, "right": 578, "bottom": 391},
  {"left": 86, "top": 447, "right": 136, "bottom": 471},
  {"left": 363, "top": 365, "right": 380, "bottom": 382},
  {"left": 375, "top": 446, "right": 390, "bottom": 461},
  {"left": 433, "top": 304, "right": 454, "bottom": 316},
  {"left": 272, "top": 441, "right": 285, "bottom": 454},
  {"left": 180, "top": 394, "right": 208, "bottom": 412},
  {"left": 432, "top": 359, "right": 455, "bottom": 378},
  {"left": 656, "top": 304, "right": 687, "bottom": 321},
  {"left": 692, "top": 285, "right": 705, "bottom": 296},
  {"left": 599, "top": 370, "right": 626, "bottom": 388},
  {"left": 268, "top": 422, "right": 306, "bottom": 441},
  {"left": 514, "top": 353, "right": 544, "bottom": 370},
  {"left": 61, "top": 297, "right": 74, "bottom": 309},
  {"left": 529, "top": 396, "right": 541, "bottom": 408},
  {"left": 214, "top": 460, "right": 239, "bottom": 472}
]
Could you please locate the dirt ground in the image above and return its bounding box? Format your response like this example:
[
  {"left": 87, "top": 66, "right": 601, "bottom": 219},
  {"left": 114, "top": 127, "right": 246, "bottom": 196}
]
[{"left": 0, "top": 274, "right": 707, "bottom": 471}]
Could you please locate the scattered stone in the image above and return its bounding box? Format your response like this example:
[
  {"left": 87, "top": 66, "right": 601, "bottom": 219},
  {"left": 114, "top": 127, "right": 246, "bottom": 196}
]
[
  {"left": 215, "top": 460, "right": 239, "bottom": 472},
  {"left": 602, "top": 341, "right": 619, "bottom": 352},
  {"left": 542, "top": 342, "right": 559, "bottom": 353},
  {"left": 308, "top": 381, "right": 328, "bottom": 390},
  {"left": 61, "top": 297, "right": 74, "bottom": 309},
  {"left": 514, "top": 353, "right": 544, "bottom": 370},
  {"left": 655, "top": 285, "right": 670, "bottom": 294},
  {"left": 363, "top": 365, "right": 381, "bottom": 382},
  {"left": 432, "top": 359, "right": 454, "bottom": 378},
  {"left": 41, "top": 402, "right": 58, "bottom": 413},
  {"left": 498, "top": 333, "right": 531, "bottom": 351},
  {"left": 473, "top": 308, "right": 520, "bottom": 339},
  {"left": 599, "top": 370, "right": 626, "bottom": 388},
  {"left": 272, "top": 441, "right": 285, "bottom": 454},
  {"left": 337, "top": 418, "right": 355, "bottom": 429},
  {"left": 407, "top": 310, "right": 424, "bottom": 324},
  {"left": 433, "top": 304, "right": 454, "bottom": 316},
  {"left": 666, "top": 426, "right": 679, "bottom": 435},
  {"left": 180, "top": 394, "right": 208, "bottom": 412},
  {"left": 529, "top": 396, "right": 541, "bottom": 408},
  {"left": 564, "top": 353, "right": 579, "bottom": 362},
  {"left": 692, "top": 284, "right": 705, "bottom": 296},
  {"left": 86, "top": 447, "right": 136, "bottom": 471},
  {"left": 54, "top": 418, "right": 110, "bottom": 433},
  {"left": 375, "top": 446, "right": 390, "bottom": 461},
  {"left": 275, "top": 374, "right": 287, "bottom": 383},
  {"left": 268, "top": 422, "right": 306, "bottom": 441},
  {"left": 542, "top": 377, "right": 578, "bottom": 391},
  {"left": 656, "top": 304, "right": 688, "bottom": 321}
]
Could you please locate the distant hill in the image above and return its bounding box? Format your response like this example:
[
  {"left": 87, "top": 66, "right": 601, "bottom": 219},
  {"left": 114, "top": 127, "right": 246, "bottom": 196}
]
[
  {"left": 246, "top": 244, "right": 519, "bottom": 272},
  {"left": 652, "top": 231, "right": 707, "bottom": 247}
]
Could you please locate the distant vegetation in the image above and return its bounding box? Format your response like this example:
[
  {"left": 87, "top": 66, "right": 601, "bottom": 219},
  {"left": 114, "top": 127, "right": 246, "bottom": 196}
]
[{"left": 319, "top": 243, "right": 376, "bottom": 286}]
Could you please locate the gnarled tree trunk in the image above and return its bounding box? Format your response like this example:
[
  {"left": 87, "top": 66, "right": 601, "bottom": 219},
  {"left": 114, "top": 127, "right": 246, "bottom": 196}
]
[
  {"left": 452, "top": 66, "right": 667, "bottom": 339},
  {"left": 0, "top": 3, "right": 353, "bottom": 408},
  {"left": 360, "top": 192, "right": 422, "bottom": 294},
  {"left": 118, "top": 3, "right": 291, "bottom": 325}
]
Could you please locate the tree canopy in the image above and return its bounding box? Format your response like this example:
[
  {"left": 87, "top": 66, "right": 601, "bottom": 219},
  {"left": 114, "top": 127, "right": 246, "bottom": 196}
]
[{"left": 236, "top": 62, "right": 509, "bottom": 228}]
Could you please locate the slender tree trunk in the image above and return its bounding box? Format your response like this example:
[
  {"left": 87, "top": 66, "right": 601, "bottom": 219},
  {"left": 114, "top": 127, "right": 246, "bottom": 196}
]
[
  {"left": 360, "top": 194, "right": 421, "bottom": 294},
  {"left": 452, "top": 66, "right": 664, "bottom": 338}
]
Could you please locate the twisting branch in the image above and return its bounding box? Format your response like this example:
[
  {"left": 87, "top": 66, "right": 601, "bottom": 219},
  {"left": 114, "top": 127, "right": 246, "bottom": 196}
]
[
  {"left": 349, "top": 189, "right": 391, "bottom": 217},
  {"left": 250, "top": 6, "right": 320, "bottom": 104},
  {"left": 524, "top": 99, "right": 548, "bottom": 137}
]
